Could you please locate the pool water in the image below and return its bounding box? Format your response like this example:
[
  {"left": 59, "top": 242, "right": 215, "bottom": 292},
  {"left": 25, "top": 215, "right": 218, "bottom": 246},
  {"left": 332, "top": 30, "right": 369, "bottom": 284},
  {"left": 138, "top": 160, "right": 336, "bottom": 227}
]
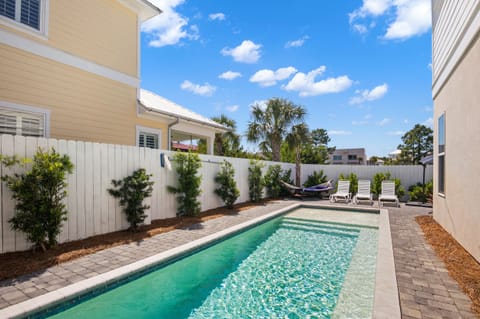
[{"left": 41, "top": 215, "right": 377, "bottom": 319}]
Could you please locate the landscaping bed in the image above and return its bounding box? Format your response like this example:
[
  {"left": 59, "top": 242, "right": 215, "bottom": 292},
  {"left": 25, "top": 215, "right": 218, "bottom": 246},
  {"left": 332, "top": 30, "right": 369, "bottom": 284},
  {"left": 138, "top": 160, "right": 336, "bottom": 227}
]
[
  {"left": 0, "top": 201, "right": 268, "bottom": 281},
  {"left": 416, "top": 215, "right": 480, "bottom": 315}
]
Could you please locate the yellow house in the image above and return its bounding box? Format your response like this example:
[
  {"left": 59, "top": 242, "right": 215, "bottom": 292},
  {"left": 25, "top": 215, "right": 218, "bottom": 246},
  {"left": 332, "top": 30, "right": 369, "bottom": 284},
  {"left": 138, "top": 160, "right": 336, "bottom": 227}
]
[
  {"left": 432, "top": 1, "right": 480, "bottom": 262},
  {"left": 0, "top": 0, "right": 225, "bottom": 153}
]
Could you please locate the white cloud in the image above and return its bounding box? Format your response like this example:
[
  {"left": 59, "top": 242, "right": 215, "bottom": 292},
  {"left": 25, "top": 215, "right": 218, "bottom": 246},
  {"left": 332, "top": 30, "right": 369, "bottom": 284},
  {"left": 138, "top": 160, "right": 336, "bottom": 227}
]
[
  {"left": 250, "top": 67, "right": 297, "bottom": 87},
  {"left": 221, "top": 40, "right": 262, "bottom": 63},
  {"left": 364, "top": 114, "right": 373, "bottom": 119},
  {"left": 283, "top": 66, "right": 353, "bottom": 97},
  {"left": 226, "top": 105, "right": 239, "bottom": 112},
  {"left": 249, "top": 100, "right": 267, "bottom": 111},
  {"left": 352, "top": 120, "right": 368, "bottom": 126},
  {"left": 377, "top": 118, "right": 391, "bottom": 126},
  {"left": 384, "top": 0, "right": 431, "bottom": 40},
  {"left": 423, "top": 117, "right": 433, "bottom": 127},
  {"left": 388, "top": 130, "right": 405, "bottom": 136},
  {"left": 329, "top": 130, "right": 352, "bottom": 136},
  {"left": 352, "top": 24, "right": 368, "bottom": 34},
  {"left": 349, "top": 0, "right": 392, "bottom": 22},
  {"left": 141, "top": 0, "right": 199, "bottom": 47},
  {"left": 285, "top": 35, "right": 309, "bottom": 48},
  {"left": 208, "top": 13, "right": 225, "bottom": 21},
  {"left": 349, "top": 0, "right": 431, "bottom": 40},
  {"left": 349, "top": 83, "right": 388, "bottom": 104},
  {"left": 180, "top": 80, "right": 216, "bottom": 96},
  {"left": 218, "top": 71, "right": 242, "bottom": 80}
]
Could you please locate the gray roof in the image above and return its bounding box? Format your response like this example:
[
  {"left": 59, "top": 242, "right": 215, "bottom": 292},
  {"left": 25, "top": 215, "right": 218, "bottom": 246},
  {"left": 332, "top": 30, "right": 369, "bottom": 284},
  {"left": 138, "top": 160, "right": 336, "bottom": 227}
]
[{"left": 138, "top": 89, "right": 229, "bottom": 132}]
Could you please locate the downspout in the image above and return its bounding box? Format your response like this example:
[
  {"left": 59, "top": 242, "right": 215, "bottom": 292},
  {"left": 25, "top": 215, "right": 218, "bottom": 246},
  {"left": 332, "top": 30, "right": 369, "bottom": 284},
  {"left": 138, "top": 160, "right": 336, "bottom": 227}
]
[{"left": 168, "top": 117, "right": 179, "bottom": 151}]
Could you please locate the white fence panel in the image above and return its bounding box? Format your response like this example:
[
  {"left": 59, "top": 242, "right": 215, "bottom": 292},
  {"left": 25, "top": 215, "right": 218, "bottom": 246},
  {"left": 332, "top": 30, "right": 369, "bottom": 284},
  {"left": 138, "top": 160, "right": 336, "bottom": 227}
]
[{"left": 0, "top": 135, "right": 433, "bottom": 252}]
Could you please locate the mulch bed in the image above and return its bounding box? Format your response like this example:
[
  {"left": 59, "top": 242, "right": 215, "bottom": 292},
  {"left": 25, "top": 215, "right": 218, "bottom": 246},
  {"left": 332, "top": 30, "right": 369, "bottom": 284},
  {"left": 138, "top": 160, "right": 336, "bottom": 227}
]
[
  {"left": 0, "top": 201, "right": 270, "bottom": 282},
  {"left": 416, "top": 215, "right": 480, "bottom": 314}
]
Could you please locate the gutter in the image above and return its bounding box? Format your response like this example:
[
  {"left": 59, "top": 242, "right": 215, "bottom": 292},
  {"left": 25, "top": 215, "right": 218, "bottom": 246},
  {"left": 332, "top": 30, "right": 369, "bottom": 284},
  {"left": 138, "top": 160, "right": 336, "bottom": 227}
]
[
  {"left": 137, "top": 101, "right": 230, "bottom": 132},
  {"left": 139, "top": 0, "right": 162, "bottom": 15}
]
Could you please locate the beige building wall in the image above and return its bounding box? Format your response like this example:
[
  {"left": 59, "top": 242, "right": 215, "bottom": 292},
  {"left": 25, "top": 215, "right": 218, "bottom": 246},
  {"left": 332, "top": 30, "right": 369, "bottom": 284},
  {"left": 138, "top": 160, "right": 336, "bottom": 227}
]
[
  {"left": 433, "top": 22, "right": 480, "bottom": 260},
  {"left": 0, "top": 0, "right": 138, "bottom": 77},
  {"left": 0, "top": 44, "right": 169, "bottom": 148}
]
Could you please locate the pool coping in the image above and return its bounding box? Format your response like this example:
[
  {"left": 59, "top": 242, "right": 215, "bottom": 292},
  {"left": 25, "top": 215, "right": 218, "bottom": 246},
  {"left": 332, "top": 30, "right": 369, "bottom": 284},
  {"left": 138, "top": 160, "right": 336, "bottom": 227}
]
[{"left": 0, "top": 203, "right": 400, "bottom": 318}]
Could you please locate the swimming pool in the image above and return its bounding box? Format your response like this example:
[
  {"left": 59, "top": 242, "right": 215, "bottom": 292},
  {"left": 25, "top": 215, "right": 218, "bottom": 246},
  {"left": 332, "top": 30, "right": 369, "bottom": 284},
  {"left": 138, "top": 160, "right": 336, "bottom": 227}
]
[{"left": 32, "top": 207, "right": 379, "bottom": 319}]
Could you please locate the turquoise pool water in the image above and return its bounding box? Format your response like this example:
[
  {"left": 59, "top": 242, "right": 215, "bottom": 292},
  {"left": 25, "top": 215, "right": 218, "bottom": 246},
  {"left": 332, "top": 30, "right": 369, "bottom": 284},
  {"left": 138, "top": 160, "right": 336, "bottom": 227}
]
[{"left": 39, "top": 215, "right": 376, "bottom": 319}]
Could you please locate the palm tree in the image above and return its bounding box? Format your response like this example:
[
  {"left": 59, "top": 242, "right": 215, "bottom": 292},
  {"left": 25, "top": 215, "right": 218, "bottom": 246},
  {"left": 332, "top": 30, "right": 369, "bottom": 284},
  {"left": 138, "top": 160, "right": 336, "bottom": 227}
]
[
  {"left": 286, "top": 123, "right": 310, "bottom": 186},
  {"left": 247, "top": 98, "right": 306, "bottom": 162},
  {"left": 211, "top": 115, "right": 243, "bottom": 157}
]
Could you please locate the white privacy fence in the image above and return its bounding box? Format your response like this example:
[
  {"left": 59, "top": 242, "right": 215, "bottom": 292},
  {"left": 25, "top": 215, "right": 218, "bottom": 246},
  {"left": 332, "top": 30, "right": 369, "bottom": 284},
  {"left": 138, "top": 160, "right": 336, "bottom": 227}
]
[{"left": 0, "top": 135, "right": 432, "bottom": 253}]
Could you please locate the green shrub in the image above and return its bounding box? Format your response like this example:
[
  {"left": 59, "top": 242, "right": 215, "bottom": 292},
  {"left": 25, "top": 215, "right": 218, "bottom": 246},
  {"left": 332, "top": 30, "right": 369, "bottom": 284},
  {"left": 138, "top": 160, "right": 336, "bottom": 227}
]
[
  {"left": 372, "top": 172, "right": 405, "bottom": 197},
  {"left": 1, "top": 148, "right": 73, "bottom": 251},
  {"left": 167, "top": 152, "right": 202, "bottom": 217},
  {"left": 214, "top": 160, "right": 240, "bottom": 209},
  {"left": 108, "top": 168, "right": 154, "bottom": 231},
  {"left": 264, "top": 165, "right": 293, "bottom": 198},
  {"left": 409, "top": 181, "right": 433, "bottom": 203},
  {"left": 338, "top": 172, "right": 358, "bottom": 195},
  {"left": 248, "top": 160, "right": 264, "bottom": 202},
  {"left": 303, "top": 170, "right": 328, "bottom": 187}
]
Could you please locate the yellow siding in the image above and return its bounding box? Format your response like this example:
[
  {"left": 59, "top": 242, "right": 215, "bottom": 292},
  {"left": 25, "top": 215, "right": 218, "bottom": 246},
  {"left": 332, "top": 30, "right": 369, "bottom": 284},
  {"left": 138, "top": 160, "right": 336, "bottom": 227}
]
[
  {"left": 0, "top": 44, "right": 168, "bottom": 147},
  {"left": 0, "top": 0, "right": 138, "bottom": 77}
]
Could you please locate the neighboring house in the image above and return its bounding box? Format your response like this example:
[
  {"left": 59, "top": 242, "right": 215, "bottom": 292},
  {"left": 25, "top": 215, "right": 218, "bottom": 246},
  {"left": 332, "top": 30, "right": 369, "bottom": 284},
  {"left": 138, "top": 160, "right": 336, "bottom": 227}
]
[
  {"left": 432, "top": 1, "right": 480, "bottom": 262},
  {"left": 0, "top": 0, "right": 225, "bottom": 154},
  {"left": 330, "top": 148, "right": 367, "bottom": 165},
  {"left": 388, "top": 149, "right": 401, "bottom": 161},
  {"left": 137, "top": 89, "right": 229, "bottom": 154}
]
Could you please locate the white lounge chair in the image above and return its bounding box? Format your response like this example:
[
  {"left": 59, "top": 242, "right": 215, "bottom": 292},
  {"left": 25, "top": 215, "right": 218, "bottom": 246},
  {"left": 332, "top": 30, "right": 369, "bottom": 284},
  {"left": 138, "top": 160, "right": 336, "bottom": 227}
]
[
  {"left": 354, "top": 179, "right": 373, "bottom": 205},
  {"left": 330, "top": 180, "right": 351, "bottom": 203},
  {"left": 378, "top": 180, "right": 400, "bottom": 207}
]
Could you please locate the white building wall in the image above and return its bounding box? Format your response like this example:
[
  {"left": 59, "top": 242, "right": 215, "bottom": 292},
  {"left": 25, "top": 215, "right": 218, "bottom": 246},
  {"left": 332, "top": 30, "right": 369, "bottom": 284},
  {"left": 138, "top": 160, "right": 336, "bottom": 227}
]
[{"left": 432, "top": 0, "right": 480, "bottom": 262}]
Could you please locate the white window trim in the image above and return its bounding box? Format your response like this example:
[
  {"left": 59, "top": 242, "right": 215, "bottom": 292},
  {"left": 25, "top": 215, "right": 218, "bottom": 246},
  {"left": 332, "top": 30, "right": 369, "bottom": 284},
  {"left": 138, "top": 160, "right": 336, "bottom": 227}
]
[
  {"left": 438, "top": 113, "right": 446, "bottom": 196},
  {"left": 136, "top": 125, "right": 162, "bottom": 149},
  {"left": 0, "top": 0, "right": 49, "bottom": 39},
  {"left": 0, "top": 100, "right": 51, "bottom": 137}
]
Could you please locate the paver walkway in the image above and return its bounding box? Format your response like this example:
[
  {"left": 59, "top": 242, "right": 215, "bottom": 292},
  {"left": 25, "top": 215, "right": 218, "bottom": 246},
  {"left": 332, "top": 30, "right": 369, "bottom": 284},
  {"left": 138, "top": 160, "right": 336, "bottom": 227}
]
[
  {"left": 388, "top": 205, "right": 477, "bottom": 319},
  {"left": 0, "top": 200, "right": 477, "bottom": 318}
]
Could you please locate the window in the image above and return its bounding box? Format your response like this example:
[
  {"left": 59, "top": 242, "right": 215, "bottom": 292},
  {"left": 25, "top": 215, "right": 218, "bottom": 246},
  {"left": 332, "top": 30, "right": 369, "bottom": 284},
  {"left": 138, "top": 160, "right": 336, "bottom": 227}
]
[
  {"left": 333, "top": 155, "right": 342, "bottom": 161},
  {"left": 438, "top": 113, "right": 445, "bottom": 194},
  {"left": 139, "top": 132, "right": 158, "bottom": 149},
  {"left": 0, "top": 106, "right": 46, "bottom": 137},
  {"left": 136, "top": 126, "right": 161, "bottom": 149},
  {"left": 0, "top": 0, "right": 46, "bottom": 33},
  {"left": 348, "top": 154, "right": 357, "bottom": 161}
]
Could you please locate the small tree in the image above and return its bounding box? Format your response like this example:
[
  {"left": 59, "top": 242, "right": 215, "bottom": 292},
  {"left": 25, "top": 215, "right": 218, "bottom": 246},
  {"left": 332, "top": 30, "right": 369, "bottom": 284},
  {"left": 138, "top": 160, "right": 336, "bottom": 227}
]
[
  {"left": 167, "top": 152, "right": 202, "bottom": 217},
  {"left": 214, "top": 160, "right": 240, "bottom": 209},
  {"left": 303, "top": 170, "right": 328, "bottom": 187},
  {"left": 409, "top": 181, "right": 433, "bottom": 203},
  {"left": 1, "top": 148, "right": 73, "bottom": 251},
  {"left": 108, "top": 168, "right": 154, "bottom": 231},
  {"left": 264, "top": 165, "right": 293, "bottom": 198},
  {"left": 248, "top": 160, "right": 264, "bottom": 202}
]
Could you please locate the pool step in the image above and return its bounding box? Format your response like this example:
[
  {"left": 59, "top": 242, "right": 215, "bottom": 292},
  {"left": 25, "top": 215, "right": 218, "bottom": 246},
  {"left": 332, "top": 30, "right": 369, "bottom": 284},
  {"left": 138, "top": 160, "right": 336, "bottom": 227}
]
[{"left": 280, "top": 219, "right": 360, "bottom": 238}]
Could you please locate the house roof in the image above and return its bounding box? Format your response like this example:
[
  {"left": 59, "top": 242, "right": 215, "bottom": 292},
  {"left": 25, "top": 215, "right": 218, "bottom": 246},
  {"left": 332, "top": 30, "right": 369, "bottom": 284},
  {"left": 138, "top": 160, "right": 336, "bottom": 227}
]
[
  {"left": 118, "top": 0, "right": 162, "bottom": 22},
  {"left": 138, "top": 89, "right": 229, "bottom": 132}
]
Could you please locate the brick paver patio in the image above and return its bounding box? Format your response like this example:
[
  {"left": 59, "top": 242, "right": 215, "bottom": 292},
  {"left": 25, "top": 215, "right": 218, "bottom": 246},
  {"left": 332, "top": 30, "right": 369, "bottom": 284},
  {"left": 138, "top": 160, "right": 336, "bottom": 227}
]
[{"left": 0, "top": 200, "right": 477, "bottom": 318}]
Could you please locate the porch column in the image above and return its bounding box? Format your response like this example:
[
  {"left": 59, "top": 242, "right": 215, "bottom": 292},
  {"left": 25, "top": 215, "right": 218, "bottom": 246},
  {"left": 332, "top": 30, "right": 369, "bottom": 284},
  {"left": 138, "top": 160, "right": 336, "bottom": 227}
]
[{"left": 207, "top": 136, "right": 214, "bottom": 155}]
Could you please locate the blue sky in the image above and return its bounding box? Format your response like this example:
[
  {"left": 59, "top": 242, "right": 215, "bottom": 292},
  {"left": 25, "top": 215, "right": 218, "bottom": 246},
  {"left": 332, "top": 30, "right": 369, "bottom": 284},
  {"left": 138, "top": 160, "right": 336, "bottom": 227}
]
[{"left": 140, "top": 0, "right": 432, "bottom": 157}]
